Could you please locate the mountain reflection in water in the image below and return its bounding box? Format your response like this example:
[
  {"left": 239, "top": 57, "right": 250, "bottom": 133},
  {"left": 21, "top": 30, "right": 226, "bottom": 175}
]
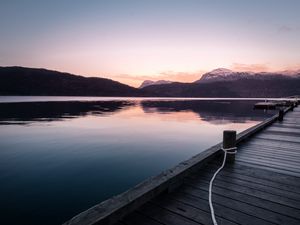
[
  {"left": 141, "top": 100, "right": 274, "bottom": 124},
  {"left": 0, "top": 101, "right": 134, "bottom": 124},
  {"left": 0, "top": 100, "right": 273, "bottom": 125}
]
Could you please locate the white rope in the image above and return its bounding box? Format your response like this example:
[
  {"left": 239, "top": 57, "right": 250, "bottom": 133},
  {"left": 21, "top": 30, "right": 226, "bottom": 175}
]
[{"left": 208, "top": 146, "right": 237, "bottom": 225}]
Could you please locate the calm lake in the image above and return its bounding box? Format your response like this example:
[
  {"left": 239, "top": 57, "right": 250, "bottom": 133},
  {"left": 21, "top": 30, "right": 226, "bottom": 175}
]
[{"left": 0, "top": 97, "right": 276, "bottom": 225}]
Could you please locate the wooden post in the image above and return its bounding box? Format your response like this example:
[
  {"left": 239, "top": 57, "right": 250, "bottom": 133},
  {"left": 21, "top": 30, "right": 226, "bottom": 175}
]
[
  {"left": 223, "top": 130, "right": 236, "bottom": 163},
  {"left": 278, "top": 109, "right": 284, "bottom": 121}
]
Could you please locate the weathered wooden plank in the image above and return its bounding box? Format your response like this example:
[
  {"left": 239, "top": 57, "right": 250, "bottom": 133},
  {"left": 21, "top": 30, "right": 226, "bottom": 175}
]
[
  {"left": 185, "top": 176, "right": 300, "bottom": 209},
  {"left": 254, "top": 136, "right": 300, "bottom": 146},
  {"left": 121, "top": 212, "right": 163, "bottom": 225},
  {"left": 275, "top": 121, "right": 300, "bottom": 126},
  {"left": 266, "top": 126, "right": 300, "bottom": 133},
  {"left": 200, "top": 165, "right": 300, "bottom": 194},
  {"left": 137, "top": 203, "right": 203, "bottom": 225},
  {"left": 275, "top": 113, "right": 300, "bottom": 117},
  {"left": 180, "top": 183, "right": 300, "bottom": 220},
  {"left": 151, "top": 196, "right": 237, "bottom": 225},
  {"left": 235, "top": 156, "right": 300, "bottom": 175},
  {"left": 165, "top": 192, "right": 271, "bottom": 225},
  {"left": 236, "top": 149, "right": 300, "bottom": 163},
  {"left": 236, "top": 155, "right": 300, "bottom": 170},
  {"left": 235, "top": 161, "right": 300, "bottom": 177},
  {"left": 178, "top": 187, "right": 299, "bottom": 225},
  {"left": 236, "top": 148, "right": 300, "bottom": 164},
  {"left": 282, "top": 118, "right": 300, "bottom": 122},
  {"left": 239, "top": 144, "right": 300, "bottom": 155},
  {"left": 241, "top": 142, "right": 300, "bottom": 153},
  {"left": 242, "top": 140, "right": 300, "bottom": 152},
  {"left": 235, "top": 157, "right": 300, "bottom": 174},
  {"left": 209, "top": 162, "right": 300, "bottom": 187},
  {"left": 239, "top": 145, "right": 300, "bottom": 155},
  {"left": 236, "top": 154, "right": 300, "bottom": 166},
  {"left": 186, "top": 170, "right": 300, "bottom": 201},
  {"left": 255, "top": 134, "right": 300, "bottom": 143},
  {"left": 271, "top": 124, "right": 300, "bottom": 130},
  {"left": 261, "top": 129, "right": 300, "bottom": 137},
  {"left": 263, "top": 130, "right": 300, "bottom": 137}
]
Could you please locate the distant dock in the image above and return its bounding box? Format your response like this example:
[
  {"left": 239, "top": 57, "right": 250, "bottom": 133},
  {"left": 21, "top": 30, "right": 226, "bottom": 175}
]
[
  {"left": 64, "top": 98, "right": 300, "bottom": 225},
  {"left": 254, "top": 97, "right": 299, "bottom": 110}
]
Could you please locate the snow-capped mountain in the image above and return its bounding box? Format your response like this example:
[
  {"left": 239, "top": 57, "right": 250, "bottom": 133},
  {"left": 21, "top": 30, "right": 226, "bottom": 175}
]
[
  {"left": 139, "top": 80, "right": 173, "bottom": 89},
  {"left": 195, "top": 68, "right": 300, "bottom": 83},
  {"left": 203, "top": 68, "right": 235, "bottom": 77}
]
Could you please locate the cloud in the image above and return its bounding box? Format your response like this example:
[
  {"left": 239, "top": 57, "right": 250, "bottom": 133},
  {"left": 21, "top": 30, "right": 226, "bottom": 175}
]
[
  {"left": 281, "top": 63, "right": 300, "bottom": 72},
  {"left": 109, "top": 70, "right": 206, "bottom": 87},
  {"left": 158, "top": 70, "right": 206, "bottom": 82},
  {"left": 278, "top": 25, "right": 293, "bottom": 33},
  {"left": 230, "top": 63, "right": 270, "bottom": 72}
]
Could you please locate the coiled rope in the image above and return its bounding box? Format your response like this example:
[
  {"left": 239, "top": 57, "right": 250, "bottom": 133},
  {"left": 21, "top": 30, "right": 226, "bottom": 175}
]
[{"left": 209, "top": 146, "right": 237, "bottom": 225}]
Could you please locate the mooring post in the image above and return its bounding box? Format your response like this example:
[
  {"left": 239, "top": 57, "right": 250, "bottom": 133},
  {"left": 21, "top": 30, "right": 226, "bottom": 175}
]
[
  {"left": 278, "top": 109, "right": 284, "bottom": 121},
  {"left": 223, "top": 130, "right": 236, "bottom": 163}
]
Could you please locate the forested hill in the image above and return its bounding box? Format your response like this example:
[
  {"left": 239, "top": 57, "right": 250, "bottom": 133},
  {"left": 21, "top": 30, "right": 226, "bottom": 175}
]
[{"left": 0, "top": 66, "right": 143, "bottom": 96}]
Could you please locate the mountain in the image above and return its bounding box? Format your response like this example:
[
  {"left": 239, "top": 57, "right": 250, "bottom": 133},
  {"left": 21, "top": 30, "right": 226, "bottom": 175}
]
[
  {"left": 1, "top": 66, "right": 299, "bottom": 98},
  {"left": 142, "top": 79, "right": 300, "bottom": 97},
  {"left": 139, "top": 80, "right": 173, "bottom": 88},
  {"left": 142, "top": 69, "right": 300, "bottom": 97},
  {"left": 195, "top": 68, "right": 300, "bottom": 83},
  {"left": 196, "top": 68, "right": 251, "bottom": 83},
  {"left": 0, "top": 66, "right": 144, "bottom": 96}
]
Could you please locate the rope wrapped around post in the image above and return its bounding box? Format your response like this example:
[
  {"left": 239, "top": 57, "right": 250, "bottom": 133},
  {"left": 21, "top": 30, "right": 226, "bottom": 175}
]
[
  {"left": 222, "top": 146, "right": 237, "bottom": 154},
  {"left": 209, "top": 130, "right": 237, "bottom": 225}
]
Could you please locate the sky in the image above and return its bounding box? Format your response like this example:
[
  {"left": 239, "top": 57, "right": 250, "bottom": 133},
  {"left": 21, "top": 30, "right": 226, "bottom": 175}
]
[{"left": 1, "top": 0, "right": 300, "bottom": 87}]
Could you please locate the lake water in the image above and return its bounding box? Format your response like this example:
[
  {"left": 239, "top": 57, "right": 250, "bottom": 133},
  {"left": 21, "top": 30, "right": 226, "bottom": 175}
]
[{"left": 0, "top": 97, "right": 276, "bottom": 225}]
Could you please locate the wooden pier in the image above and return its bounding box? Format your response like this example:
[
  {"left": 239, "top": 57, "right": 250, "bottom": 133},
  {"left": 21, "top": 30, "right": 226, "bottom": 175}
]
[{"left": 64, "top": 103, "right": 300, "bottom": 225}]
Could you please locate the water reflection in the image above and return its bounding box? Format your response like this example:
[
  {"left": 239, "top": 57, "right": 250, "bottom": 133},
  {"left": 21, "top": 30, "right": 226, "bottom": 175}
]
[
  {"left": 0, "top": 101, "right": 134, "bottom": 125},
  {"left": 141, "top": 100, "right": 274, "bottom": 123},
  {"left": 0, "top": 100, "right": 273, "bottom": 125}
]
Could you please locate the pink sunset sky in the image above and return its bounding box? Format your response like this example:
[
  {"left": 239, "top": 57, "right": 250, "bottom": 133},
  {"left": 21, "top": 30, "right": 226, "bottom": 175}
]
[{"left": 1, "top": 1, "right": 300, "bottom": 87}]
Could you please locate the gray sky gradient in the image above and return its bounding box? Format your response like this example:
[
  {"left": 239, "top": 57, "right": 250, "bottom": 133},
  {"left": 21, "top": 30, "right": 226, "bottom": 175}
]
[{"left": 1, "top": 0, "right": 300, "bottom": 86}]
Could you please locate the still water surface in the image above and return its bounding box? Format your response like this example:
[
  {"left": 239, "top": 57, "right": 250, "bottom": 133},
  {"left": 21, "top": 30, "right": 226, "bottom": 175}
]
[{"left": 0, "top": 97, "right": 275, "bottom": 225}]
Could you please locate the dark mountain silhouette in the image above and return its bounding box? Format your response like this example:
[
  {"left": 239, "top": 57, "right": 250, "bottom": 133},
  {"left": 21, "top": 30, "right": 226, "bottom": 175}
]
[
  {"left": 0, "top": 66, "right": 144, "bottom": 96},
  {"left": 1, "top": 66, "right": 300, "bottom": 97},
  {"left": 142, "top": 73, "right": 300, "bottom": 97}
]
